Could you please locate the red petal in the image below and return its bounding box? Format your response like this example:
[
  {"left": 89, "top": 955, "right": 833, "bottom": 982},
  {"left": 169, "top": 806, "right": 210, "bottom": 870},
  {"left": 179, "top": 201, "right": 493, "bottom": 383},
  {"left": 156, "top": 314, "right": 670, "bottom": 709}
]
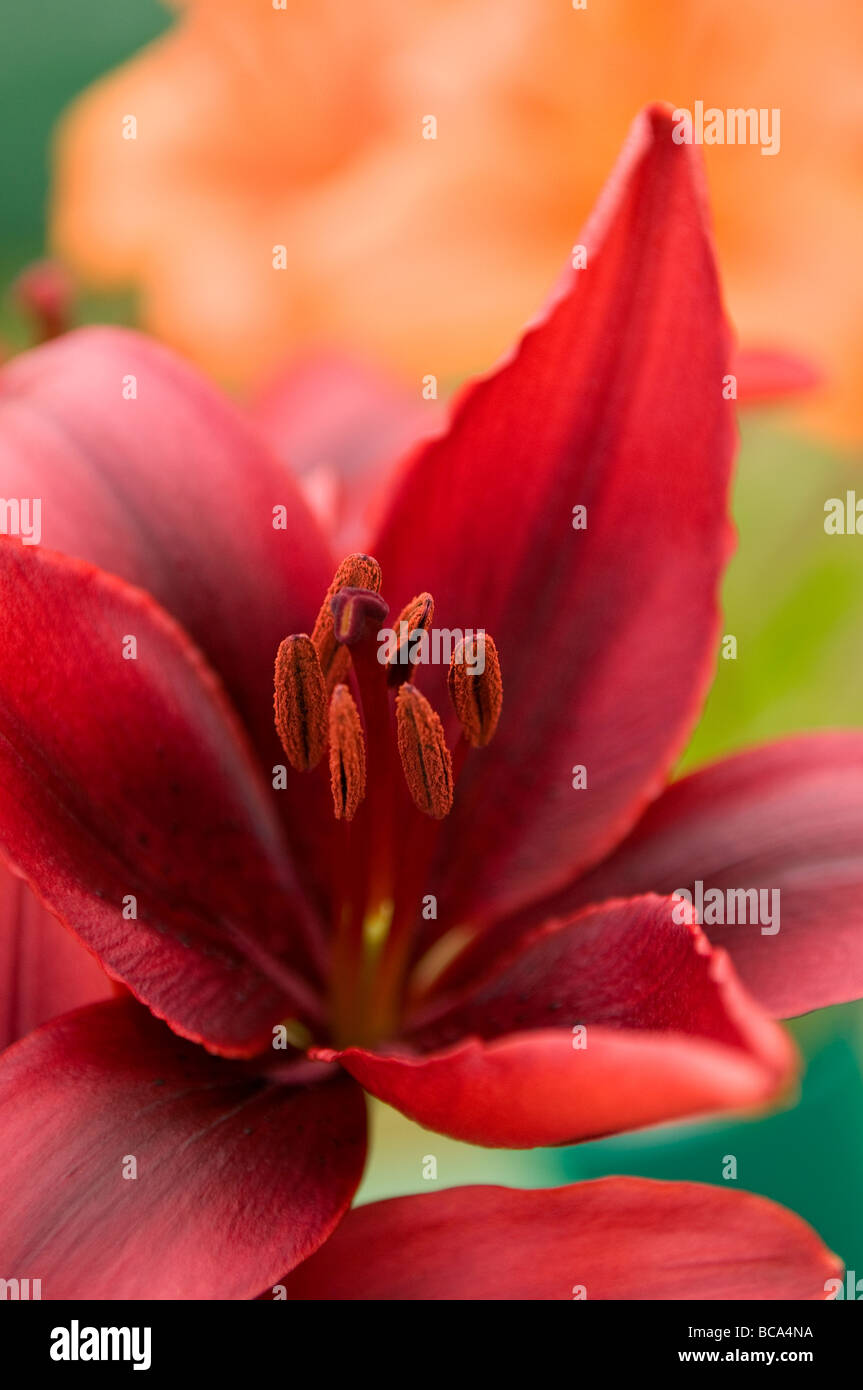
[
  {"left": 0, "top": 540, "right": 325, "bottom": 1055},
  {"left": 252, "top": 354, "right": 439, "bottom": 554},
  {"left": 0, "top": 999, "right": 366, "bottom": 1299},
  {"left": 327, "top": 897, "right": 794, "bottom": 1147},
  {"left": 0, "top": 327, "right": 336, "bottom": 893},
  {"left": 0, "top": 860, "right": 111, "bottom": 1050},
  {"left": 532, "top": 732, "right": 863, "bottom": 1019},
  {"left": 278, "top": 1179, "right": 839, "bottom": 1301},
  {"left": 373, "top": 104, "right": 736, "bottom": 932},
  {"left": 733, "top": 345, "right": 823, "bottom": 404}
]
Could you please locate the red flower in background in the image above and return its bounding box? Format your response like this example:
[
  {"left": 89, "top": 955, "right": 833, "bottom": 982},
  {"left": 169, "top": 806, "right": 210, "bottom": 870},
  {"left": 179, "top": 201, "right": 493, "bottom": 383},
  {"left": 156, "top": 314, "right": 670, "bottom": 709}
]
[{"left": 0, "top": 107, "right": 858, "bottom": 1297}]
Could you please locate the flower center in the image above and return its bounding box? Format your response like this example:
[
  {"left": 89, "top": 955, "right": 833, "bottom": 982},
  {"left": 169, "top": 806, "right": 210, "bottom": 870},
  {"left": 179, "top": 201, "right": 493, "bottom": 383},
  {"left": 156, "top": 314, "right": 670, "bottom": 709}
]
[{"left": 273, "top": 553, "right": 502, "bottom": 1045}]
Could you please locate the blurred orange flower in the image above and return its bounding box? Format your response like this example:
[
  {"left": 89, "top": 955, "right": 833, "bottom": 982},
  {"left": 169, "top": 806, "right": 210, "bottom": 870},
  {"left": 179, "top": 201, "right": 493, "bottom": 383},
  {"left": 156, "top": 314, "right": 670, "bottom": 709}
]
[{"left": 52, "top": 0, "right": 863, "bottom": 443}]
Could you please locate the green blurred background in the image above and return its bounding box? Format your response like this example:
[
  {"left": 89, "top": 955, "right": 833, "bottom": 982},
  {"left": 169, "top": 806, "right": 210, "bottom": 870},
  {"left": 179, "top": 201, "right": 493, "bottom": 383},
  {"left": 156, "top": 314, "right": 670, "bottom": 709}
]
[{"left": 2, "top": 0, "right": 861, "bottom": 1289}]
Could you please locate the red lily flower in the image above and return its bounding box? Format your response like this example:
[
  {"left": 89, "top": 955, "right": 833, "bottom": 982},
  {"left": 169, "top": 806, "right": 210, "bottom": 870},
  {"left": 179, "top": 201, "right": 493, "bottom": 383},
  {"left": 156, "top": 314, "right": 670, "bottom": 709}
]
[{"left": 0, "top": 106, "right": 858, "bottom": 1297}]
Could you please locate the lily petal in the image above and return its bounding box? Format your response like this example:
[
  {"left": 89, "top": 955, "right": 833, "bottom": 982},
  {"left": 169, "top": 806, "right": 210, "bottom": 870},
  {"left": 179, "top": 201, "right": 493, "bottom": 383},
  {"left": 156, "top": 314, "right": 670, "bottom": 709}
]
[
  {"left": 0, "top": 539, "right": 325, "bottom": 1055},
  {"left": 0, "top": 999, "right": 366, "bottom": 1299},
  {"left": 0, "top": 327, "right": 336, "bottom": 897},
  {"left": 252, "top": 355, "right": 438, "bottom": 554},
  {"left": 326, "top": 897, "right": 794, "bottom": 1147},
  {"left": 733, "top": 345, "right": 823, "bottom": 404},
  {"left": 527, "top": 732, "right": 863, "bottom": 1019},
  {"left": 0, "top": 860, "right": 111, "bottom": 1050},
  {"left": 373, "top": 104, "right": 736, "bottom": 931},
  {"left": 277, "top": 1178, "right": 840, "bottom": 1301}
]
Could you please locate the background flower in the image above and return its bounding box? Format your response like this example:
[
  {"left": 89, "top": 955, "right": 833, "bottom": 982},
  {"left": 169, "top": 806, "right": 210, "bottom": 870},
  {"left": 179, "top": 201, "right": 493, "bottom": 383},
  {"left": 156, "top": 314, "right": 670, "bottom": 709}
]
[{"left": 48, "top": 0, "right": 863, "bottom": 444}]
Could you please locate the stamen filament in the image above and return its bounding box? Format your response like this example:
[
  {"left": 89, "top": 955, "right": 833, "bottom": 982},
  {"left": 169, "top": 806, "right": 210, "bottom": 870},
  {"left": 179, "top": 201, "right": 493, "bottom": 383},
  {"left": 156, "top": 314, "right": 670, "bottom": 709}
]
[{"left": 329, "top": 630, "right": 397, "bottom": 1045}]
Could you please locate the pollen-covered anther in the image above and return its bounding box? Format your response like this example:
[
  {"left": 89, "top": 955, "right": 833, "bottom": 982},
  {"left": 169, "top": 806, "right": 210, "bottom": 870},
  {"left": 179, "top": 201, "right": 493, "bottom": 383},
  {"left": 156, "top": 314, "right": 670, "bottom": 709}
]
[
  {"left": 328, "top": 683, "right": 366, "bottom": 821},
  {"left": 311, "top": 553, "right": 383, "bottom": 686},
  {"left": 330, "top": 587, "right": 390, "bottom": 646},
  {"left": 387, "top": 591, "right": 435, "bottom": 685},
  {"left": 395, "top": 683, "right": 454, "bottom": 820},
  {"left": 447, "top": 632, "right": 503, "bottom": 747},
  {"left": 274, "top": 634, "right": 328, "bottom": 771}
]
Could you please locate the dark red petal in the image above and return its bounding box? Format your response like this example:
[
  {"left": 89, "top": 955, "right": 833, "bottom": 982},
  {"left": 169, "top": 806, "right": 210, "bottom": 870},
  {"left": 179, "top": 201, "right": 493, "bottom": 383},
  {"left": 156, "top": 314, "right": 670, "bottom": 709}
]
[
  {"left": 372, "top": 104, "right": 736, "bottom": 935},
  {"left": 278, "top": 1179, "right": 839, "bottom": 1301},
  {"left": 252, "top": 354, "right": 439, "bottom": 554},
  {"left": 0, "top": 327, "right": 336, "bottom": 894},
  {"left": 526, "top": 732, "right": 863, "bottom": 1020},
  {"left": 0, "top": 540, "right": 325, "bottom": 1055},
  {"left": 0, "top": 999, "right": 366, "bottom": 1299},
  {"left": 327, "top": 897, "right": 794, "bottom": 1147},
  {"left": 0, "top": 861, "right": 112, "bottom": 1050}
]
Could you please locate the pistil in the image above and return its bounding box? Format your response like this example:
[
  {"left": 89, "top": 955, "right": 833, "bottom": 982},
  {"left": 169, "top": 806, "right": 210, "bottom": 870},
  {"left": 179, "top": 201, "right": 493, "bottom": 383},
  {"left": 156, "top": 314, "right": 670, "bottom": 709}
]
[{"left": 311, "top": 553, "right": 382, "bottom": 687}]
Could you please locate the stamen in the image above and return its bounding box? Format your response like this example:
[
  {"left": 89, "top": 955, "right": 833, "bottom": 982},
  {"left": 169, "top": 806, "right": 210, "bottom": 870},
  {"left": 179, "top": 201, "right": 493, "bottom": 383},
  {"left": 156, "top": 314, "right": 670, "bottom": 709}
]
[
  {"left": 387, "top": 592, "right": 435, "bottom": 685},
  {"left": 447, "top": 632, "right": 502, "bottom": 747},
  {"left": 395, "top": 683, "right": 453, "bottom": 819},
  {"left": 328, "top": 683, "right": 366, "bottom": 821},
  {"left": 274, "top": 634, "right": 328, "bottom": 770},
  {"left": 330, "top": 587, "right": 389, "bottom": 646},
  {"left": 311, "top": 554, "right": 382, "bottom": 687}
]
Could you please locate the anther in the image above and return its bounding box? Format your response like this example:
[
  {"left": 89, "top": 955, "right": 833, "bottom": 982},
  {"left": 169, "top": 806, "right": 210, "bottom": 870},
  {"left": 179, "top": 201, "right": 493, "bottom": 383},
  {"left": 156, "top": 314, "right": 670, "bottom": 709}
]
[
  {"left": 311, "top": 554, "right": 382, "bottom": 686},
  {"left": 447, "top": 632, "right": 502, "bottom": 747},
  {"left": 330, "top": 587, "right": 389, "bottom": 646},
  {"left": 395, "top": 683, "right": 454, "bottom": 819},
  {"left": 274, "top": 634, "right": 328, "bottom": 771},
  {"left": 328, "top": 684, "right": 366, "bottom": 821},
  {"left": 387, "top": 592, "right": 435, "bottom": 685}
]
